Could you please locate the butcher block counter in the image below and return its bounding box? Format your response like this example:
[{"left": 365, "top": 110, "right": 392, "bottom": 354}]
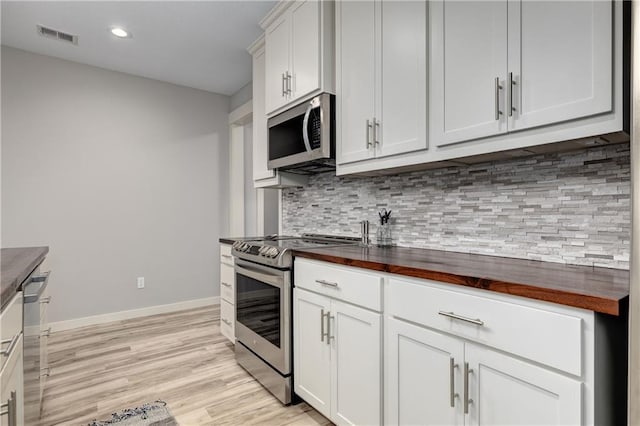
[
  {"left": 292, "top": 245, "right": 629, "bottom": 316},
  {"left": 1, "top": 246, "right": 49, "bottom": 312}
]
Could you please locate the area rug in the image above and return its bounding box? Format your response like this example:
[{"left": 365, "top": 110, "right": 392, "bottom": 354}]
[{"left": 87, "top": 401, "right": 178, "bottom": 426}]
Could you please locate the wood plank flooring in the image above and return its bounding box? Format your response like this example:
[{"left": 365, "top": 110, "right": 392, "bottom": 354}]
[{"left": 40, "top": 305, "right": 331, "bottom": 426}]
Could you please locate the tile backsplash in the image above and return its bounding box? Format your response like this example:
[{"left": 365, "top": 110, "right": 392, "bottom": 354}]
[{"left": 282, "top": 144, "right": 631, "bottom": 269}]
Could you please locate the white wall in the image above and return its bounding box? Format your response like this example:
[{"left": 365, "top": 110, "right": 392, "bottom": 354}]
[{"left": 1, "top": 46, "right": 230, "bottom": 322}]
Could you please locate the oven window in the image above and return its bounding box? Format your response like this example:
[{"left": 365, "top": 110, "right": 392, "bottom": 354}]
[{"left": 236, "top": 272, "right": 281, "bottom": 348}]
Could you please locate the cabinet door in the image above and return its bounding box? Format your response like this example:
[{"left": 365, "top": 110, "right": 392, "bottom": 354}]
[
  {"left": 331, "top": 300, "right": 382, "bottom": 426},
  {"left": 293, "top": 289, "right": 332, "bottom": 419},
  {"left": 431, "top": 0, "right": 508, "bottom": 147},
  {"left": 336, "top": 0, "right": 376, "bottom": 164},
  {"left": 0, "top": 334, "right": 24, "bottom": 426},
  {"left": 466, "top": 343, "right": 582, "bottom": 426},
  {"left": 290, "top": 0, "right": 320, "bottom": 102},
  {"left": 252, "top": 47, "right": 276, "bottom": 182},
  {"left": 265, "top": 14, "right": 291, "bottom": 114},
  {"left": 386, "top": 318, "right": 464, "bottom": 426},
  {"left": 508, "top": 0, "right": 612, "bottom": 132},
  {"left": 378, "top": 0, "right": 428, "bottom": 158}
]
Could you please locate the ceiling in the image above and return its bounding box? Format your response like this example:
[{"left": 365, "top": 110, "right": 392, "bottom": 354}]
[{"left": 1, "top": 1, "right": 276, "bottom": 95}]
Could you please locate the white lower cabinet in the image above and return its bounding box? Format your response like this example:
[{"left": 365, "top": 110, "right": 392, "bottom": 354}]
[
  {"left": 220, "top": 243, "right": 235, "bottom": 343},
  {"left": 386, "top": 317, "right": 581, "bottom": 426},
  {"left": 467, "top": 343, "right": 581, "bottom": 426},
  {"left": 294, "top": 288, "right": 382, "bottom": 425},
  {"left": 0, "top": 293, "right": 24, "bottom": 426}
]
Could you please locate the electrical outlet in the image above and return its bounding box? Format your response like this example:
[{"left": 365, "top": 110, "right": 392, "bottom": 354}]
[{"left": 137, "top": 277, "right": 145, "bottom": 289}]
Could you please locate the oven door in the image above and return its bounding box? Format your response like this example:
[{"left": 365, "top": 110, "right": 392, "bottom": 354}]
[{"left": 234, "top": 259, "right": 290, "bottom": 375}]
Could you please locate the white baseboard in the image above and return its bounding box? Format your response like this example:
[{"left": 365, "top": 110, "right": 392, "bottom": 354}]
[{"left": 50, "top": 296, "right": 220, "bottom": 332}]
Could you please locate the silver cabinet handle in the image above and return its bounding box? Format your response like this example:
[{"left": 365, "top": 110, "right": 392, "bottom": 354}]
[
  {"left": 366, "top": 120, "right": 373, "bottom": 148},
  {"left": 321, "top": 309, "right": 327, "bottom": 342},
  {"left": 40, "top": 296, "right": 51, "bottom": 305},
  {"left": 494, "top": 77, "right": 503, "bottom": 120},
  {"left": 464, "top": 362, "right": 473, "bottom": 414},
  {"left": 221, "top": 282, "right": 232, "bottom": 288},
  {"left": 327, "top": 313, "right": 335, "bottom": 344},
  {"left": 221, "top": 318, "right": 232, "bottom": 326},
  {"left": 438, "top": 311, "right": 484, "bottom": 326},
  {"left": 0, "top": 333, "right": 20, "bottom": 357},
  {"left": 282, "top": 72, "right": 286, "bottom": 97},
  {"left": 315, "top": 279, "right": 338, "bottom": 288},
  {"left": 373, "top": 118, "right": 380, "bottom": 146},
  {"left": 286, "top": 71, "right": 292, "bottom": 95},
  {"left": 508, "top": 72, "right": 515, "bottom": 117},
  {"left": 0, "top": 391, "right": 16, "bottom": 426},
  {"left": 450, "top": 358, "right": 458, "bottom": 407},
  {"left": 24, "top": 271, "right": 51, "bottom": 303},
  {"left": 40, "top": 367, "right": 51, "bottom": 378},
  {"left": 41, "top": 327, "right": 52, "bottom": 337},
  {"left": 221, "top": 254, "right": 232, "bottom": 259}
]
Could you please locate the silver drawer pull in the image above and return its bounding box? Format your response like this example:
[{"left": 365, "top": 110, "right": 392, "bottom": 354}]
[
  {"left": 221, "top": 254, "right": 232, "bottom": 259},
  {"left": 438, "top": 311, "right": 484, "bottom": 326},
  {"left": 315, "top": 279, "right": 338, "bottom": 288},
  {"left": 0, "top": 333, "right": 20, "bottom": 357},
  {"left": 0, "top": 391, "right": 16, "bottom": 426},
  {"left": 40, "top": 296, "right": 52, "bottom": 305},
  {"left": 40, "top": 367, "right": 50, "bottom": 378},
  {"left": 41, "top": 327, "right": 52, "bottom": 337},
  {"left": 221, "top": 282, "right": 232, "bottom": 288},
  {"left": 221, "top": 318, "right": 232, "bottom": 326}
]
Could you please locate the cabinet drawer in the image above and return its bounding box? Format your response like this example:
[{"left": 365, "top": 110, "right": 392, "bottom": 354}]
[
  {"left": 220, "top": 299, "right": 235, "bottom": 343},
  {"left": 294, "top": 259, "right": 382, "bottom": 312},
  {"left": 220, "top": 263, "right": 235, "bottom": 303},
  {"left": 388, "top": 277, "right": 584, "bottom": 376},
  {"left": 220, "top": 244, "right": 234, "bottom": 266},
  {"left": 0, "top": 292, "right": 23, "bottom": 373}
]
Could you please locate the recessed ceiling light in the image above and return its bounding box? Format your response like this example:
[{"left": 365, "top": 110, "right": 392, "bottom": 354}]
[{"left": 110, "top": 27, "right": 130, "bottom": 38}]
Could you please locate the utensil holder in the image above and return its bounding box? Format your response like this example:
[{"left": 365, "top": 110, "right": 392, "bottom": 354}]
[{"left": 376, "top": 223, "right": 393, "bottom": 247}]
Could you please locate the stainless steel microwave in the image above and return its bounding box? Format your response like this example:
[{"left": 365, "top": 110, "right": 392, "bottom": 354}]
[{"left": 267, "top": 93, "right": 335, "bottom": 173}]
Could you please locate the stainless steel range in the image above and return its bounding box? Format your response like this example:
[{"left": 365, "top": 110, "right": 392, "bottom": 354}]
[{"left": 232, "top": 234, "right": 359, "bottom": 404}]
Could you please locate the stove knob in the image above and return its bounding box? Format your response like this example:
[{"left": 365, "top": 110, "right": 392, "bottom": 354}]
[
  {"left": 269, "top": 248, "right": 279, "bottom": 258},
  {"left": 258, "top": 246, "right": 266, "bottom": 256},
  {"left": 242, "top": 243, "right": 250, "bottom": 252},
  {"left": 232, "top": 241, "right": 238, "bottom": 250}
]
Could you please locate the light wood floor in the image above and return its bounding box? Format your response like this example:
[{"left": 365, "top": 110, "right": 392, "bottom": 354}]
[{"left": 40, "top": 305, "right": 331, "bottom": 426}]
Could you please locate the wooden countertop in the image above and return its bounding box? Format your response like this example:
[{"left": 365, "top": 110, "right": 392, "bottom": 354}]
[
  {"left": 1, "top": 247, "right": 49, "bottom": 312},
  {"left": 292, "top": 245, "right": 629, "bottom": 316}
]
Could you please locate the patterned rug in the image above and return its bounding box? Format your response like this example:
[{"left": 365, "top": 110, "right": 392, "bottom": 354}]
[{"left": 88, "top": 401, "right": 178, "bottom": 426}]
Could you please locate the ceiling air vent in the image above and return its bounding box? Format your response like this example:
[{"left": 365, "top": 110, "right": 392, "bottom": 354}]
[{"left": 37, "top": 25, "right": 78, "bottom": 45}]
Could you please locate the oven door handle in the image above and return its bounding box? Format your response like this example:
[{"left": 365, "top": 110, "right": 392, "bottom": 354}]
[{"left": 235, "top": 261, "right": 285, "bottom": 289}]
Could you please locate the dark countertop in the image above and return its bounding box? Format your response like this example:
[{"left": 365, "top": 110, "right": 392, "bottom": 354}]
[
  {"left": 1, "top": 247, "right": 49, "bottom": 312},
  {"left": 292, "top": 245, "right": 629, "bottom": 316}
]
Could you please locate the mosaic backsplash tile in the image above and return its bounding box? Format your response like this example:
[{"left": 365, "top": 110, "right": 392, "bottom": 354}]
[{"left": 282, "top": 144, "right": 631, "bottom": 269}]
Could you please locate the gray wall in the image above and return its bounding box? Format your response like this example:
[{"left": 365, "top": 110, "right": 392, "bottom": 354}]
[
  {"left": 230, "top": 81, "right": 252, "bottom": 111},
  {"left": 1, "top": 46, "right": 230, "bottom": 322},
  {"left": 283, "top": 144, "right": 631, "bottom": 269}
]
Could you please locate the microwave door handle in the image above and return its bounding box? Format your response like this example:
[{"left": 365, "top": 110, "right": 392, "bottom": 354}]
[{"left": 302, "top": 102, "right": 313, "bottom": 153}]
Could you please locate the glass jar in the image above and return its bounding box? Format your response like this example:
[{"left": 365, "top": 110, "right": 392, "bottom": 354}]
[{"left": 376, "top": 223, "right": 393, "bottom": 247}]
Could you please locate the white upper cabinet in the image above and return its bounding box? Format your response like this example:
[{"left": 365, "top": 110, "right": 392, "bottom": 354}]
[
  {"left": 265, "top": 15, "right": 291, "bottom": 114},
  {"left": 263, "top": 0, "right": 334, "bottom": 116},
  {"left": 432, "top": 0, "right": 614, "bottom": 147},
  {"left": 378, "top": 0, "right": 429, "bottom": 158},
  {"left": 337, "top": 0, "right": 429, "bottom": 165},
  {"left": 249, "top": 36, "right": 309, "bottom": 189},
  {"left": 507, "top": 0, "right": 613, "bottom": 132},
  {"left": 336, "top": 0, "right": 376, "bottom": 164},
  {"left": 290, "top": 0, "right": 321, "bottom": 100},
  {"left": 431, "top": 1, "right": 508, "bottom": 147}
]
